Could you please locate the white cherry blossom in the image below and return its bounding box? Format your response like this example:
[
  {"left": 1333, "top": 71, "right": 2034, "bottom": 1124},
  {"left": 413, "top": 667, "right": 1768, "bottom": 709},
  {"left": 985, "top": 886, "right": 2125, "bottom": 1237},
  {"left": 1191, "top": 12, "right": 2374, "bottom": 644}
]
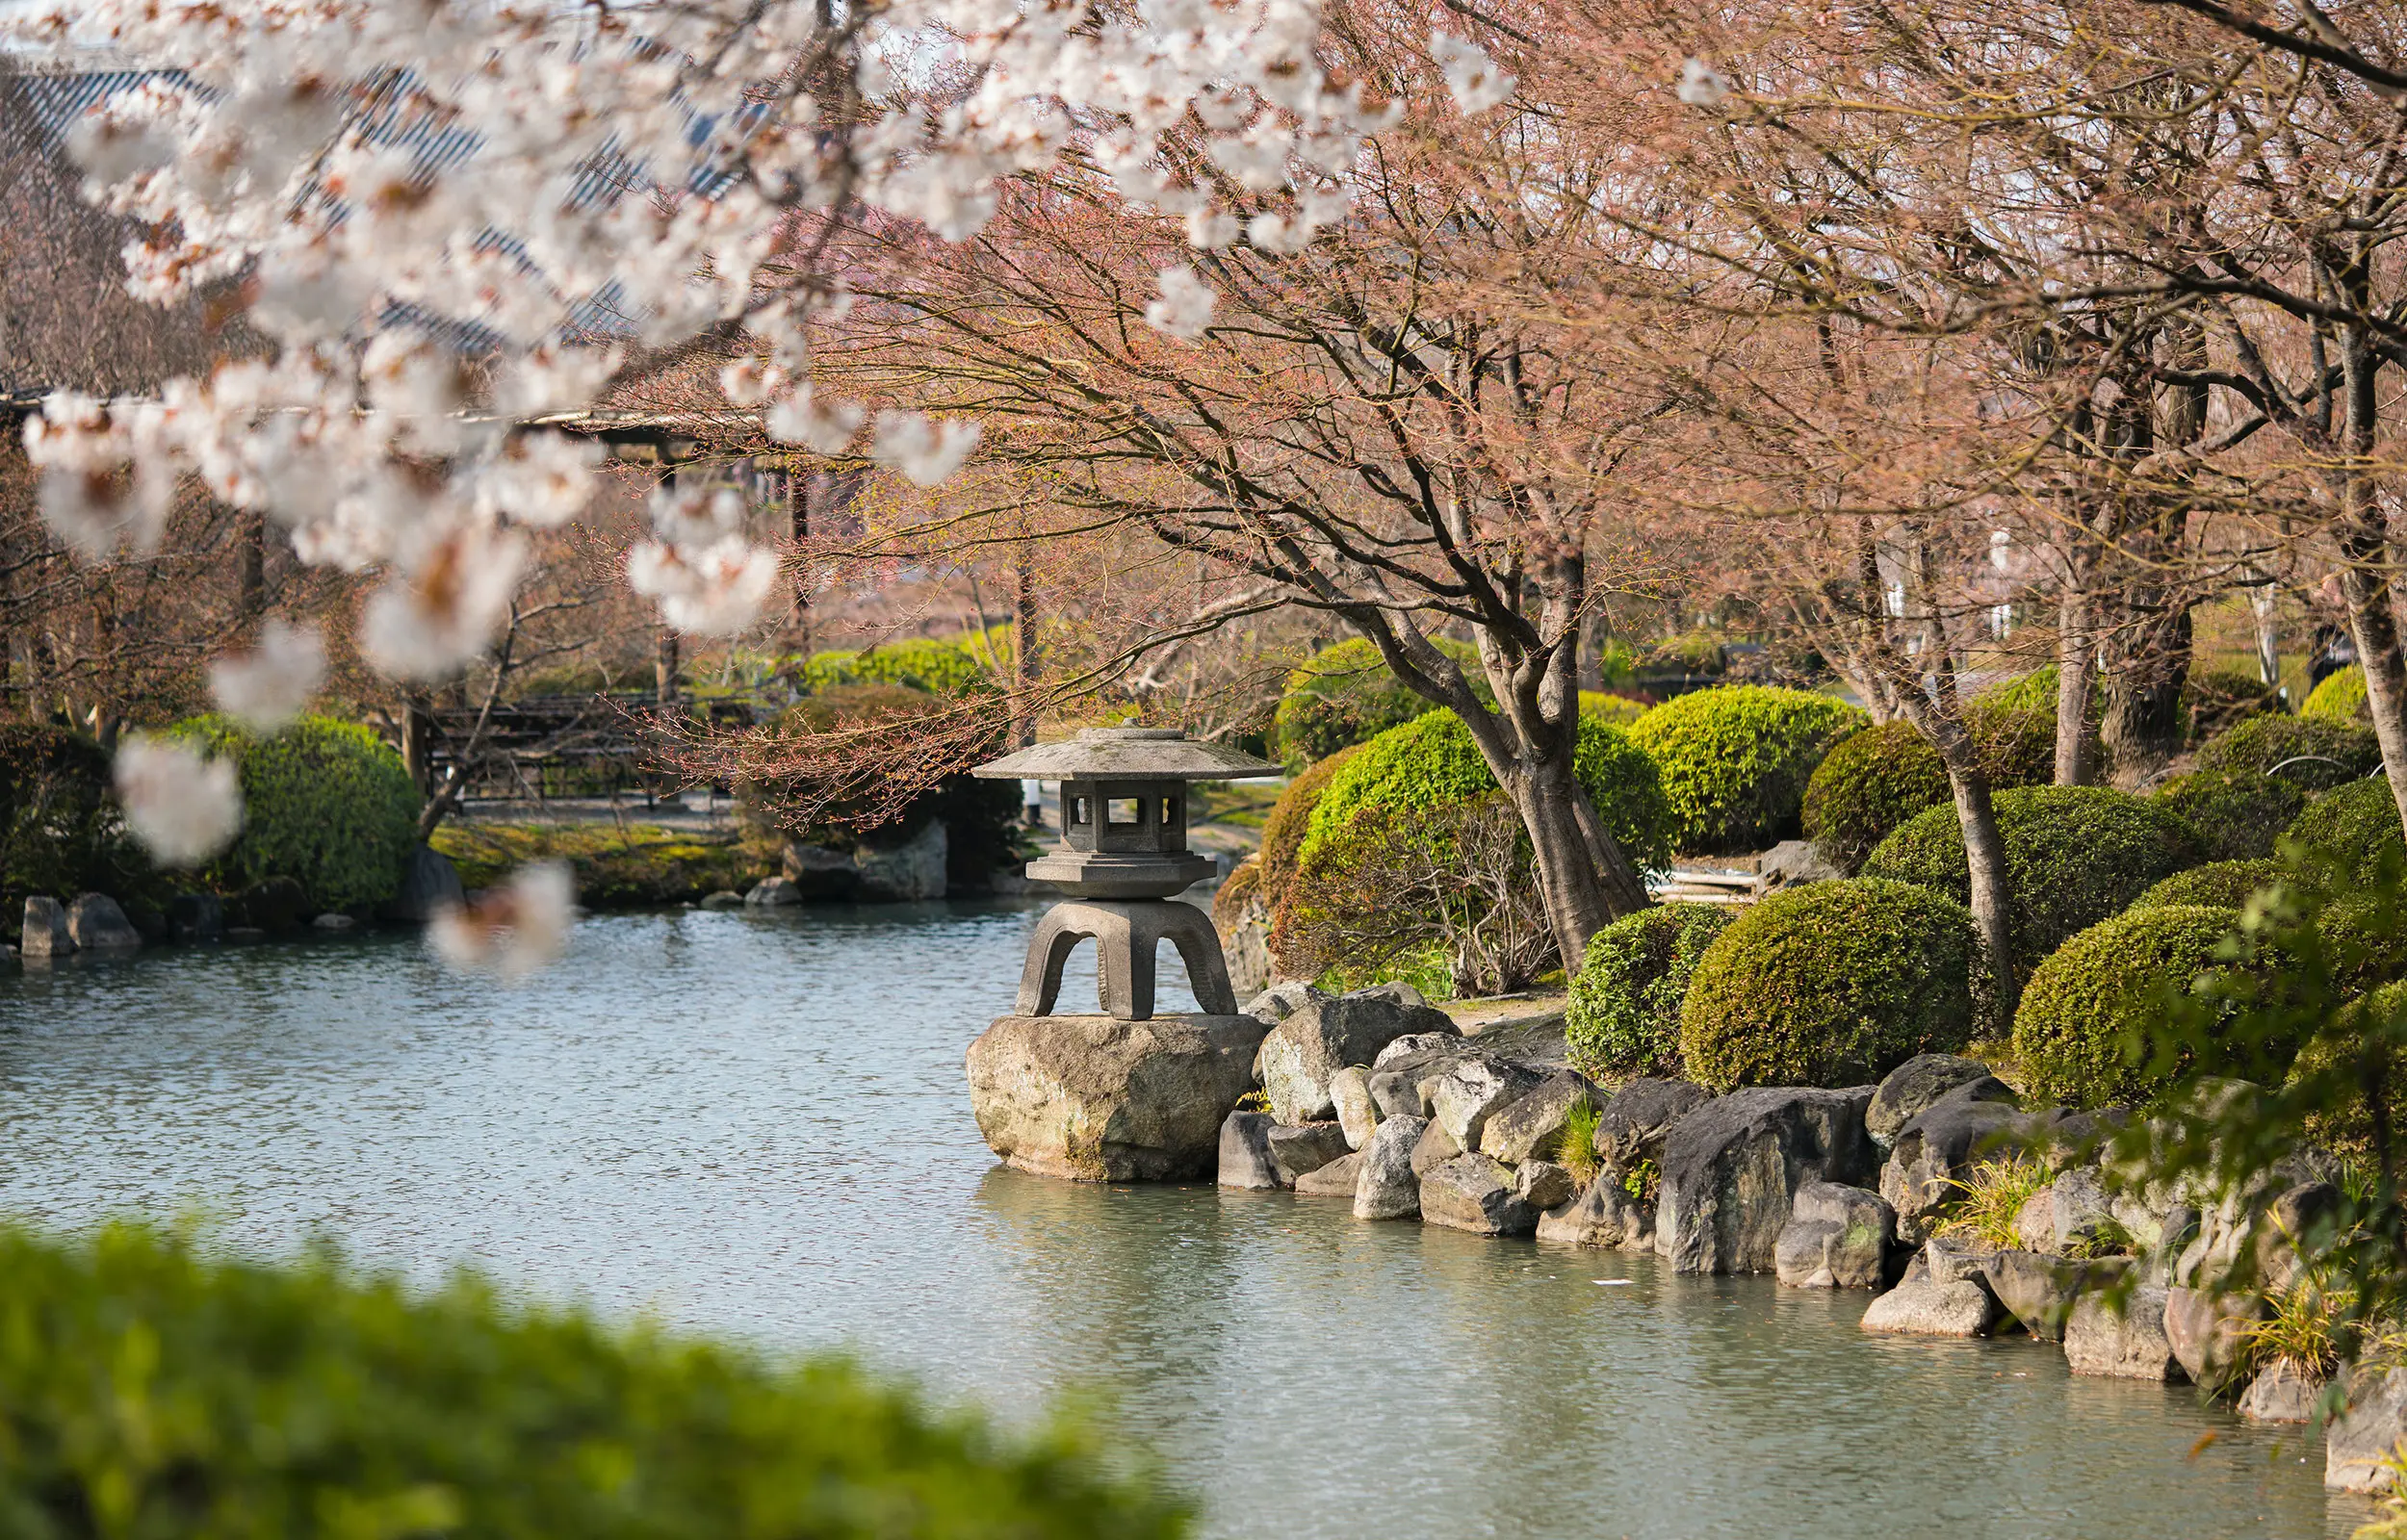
[
  {"left": 208, "top": 619, "right": 326, "bottom": 732},
  {"left": 870, "top": 412, "right": 981, "bottom": 487},
  {"left": 1678, "top": 59, "right": 1732, "bottom": 107},
  {"left": 429, "top": 860, "right": 575, "bottom": 981},
  {"left": 1145, "top": 266, "right": 1217, "bottom": 340},
  {"left": 114, "top": 735, "right": 244, "bottom": 866},
  {"left": 1431, "top": 33, "right": 1515, "bottom": 115},
  {"left": 626, "top": 537, "right": 783, "bottom": 636}
]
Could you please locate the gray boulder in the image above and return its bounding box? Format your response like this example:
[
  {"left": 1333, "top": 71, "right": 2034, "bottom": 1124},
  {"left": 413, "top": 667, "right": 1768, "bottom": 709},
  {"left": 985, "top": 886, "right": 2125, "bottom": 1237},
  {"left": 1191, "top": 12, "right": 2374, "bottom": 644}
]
[
  {"left": 1420, "top": 1154, "right": 1539, "bottom": 1236},
  {"left": 1924, "top": 1234, "right": 1998, "bottom": 1286},
  {"left": 1655, "top": 1086, "right": 1878, "bottom": 1275},
  {"left": 2239, "top": 1360, "right": 2325, "bottom": 1424},
  {"left": 965, "top": 1013, "right": 1268, "bottom": 1181},
  {"left": 1260, "top": 993, "right": 1456, "bottom": 1125},
  {"left": 2162, "top": 1286, "right": 2264, "bottom": 1394},
  {"left": 1516, "top": 1160, "right": 1576, "bottom": 1211},
  {"left": 855, "top": 820, "right": 949, "bottom": 901},
  {"left": 1374, "top": 1030, "right": 1462, "bottom": 1068},
  {"left": 2064, "top": 1286, "right": 2184, "bottom": 1380},
  {"left": 1879, "top": 1083, "right": 2028, "bottom": 1244},
  {"left": 1355, "top": 1115, "right": 1427, "bottom": 1220},
  {"left": 1757, "top": 838, "right": 1841, "bottom": 890},
  {"left": 1773, "top": 1182, "right": 1893, "bottom": 1289},
  {"left": 2327, "top": 1367, "right": 2407, "bottom": 1493},
  {"left": 311, "top": 912, "right": 355, "bottom": 932},
  {"left": 700, "top": 890, "right": 746, "bottom": 911},
  {"left": 1243, "top": 982, "right": 1332, "bottom": 1024},
  {"left": 1268, "top": 1121, "right": 1354, "bottom": 1182},
  {"left": 382, "top": 844, "right": 466, "bottom": 922},
  {"left": 1218, "top": 1111, "right": 1282, "bottom": 1190},
  {"left": 21, "top": 896, "right": 72, "bottom": 959},
  {"left": 2050, "top": 1168, "right": 2113, "bottom": 1251},
  {"left": 1293, "top": 1151, "right": 1364, "bottom": 1197},
  {"left": 1595, "top": 1078, "right": 1710, "bottom": 1156},
  {"left": 1366, "top": 1066, "right": 1426, "bottom": 1120},
  {"left": 1861, "top": 1280, "right": 2000, "bottom": 1337},
  {"left": 1537, "top": 1175, "right": 1652, "bottom": 1251},
  {"left": 67, "top": 893, "right": 141, "bottom": 952},
  {"left": 168, "top": 893, "right": 224, "bottom": 943},
  {"left": 1430, "top": 1058, "right": 1544, "bottom": 1150},
  {"left": 1480, "top": 1072, "right": 1595, "bottom": 1165},
  {"left": 1410, "top": 1117, "right": 1463, "bottom": 1178},
  {"left": 744, "top": 876, "right": 802, "bottom": 907},
  {"left": 1982, "top": 1251, "right": 2125, "bottom": 1342},
  {"left": 1865, "top": 1054, "right": 1997, "bottom": 1146},
  {"left": 1329, "top": 1066, "right": 1379, "bottom": 1151}
]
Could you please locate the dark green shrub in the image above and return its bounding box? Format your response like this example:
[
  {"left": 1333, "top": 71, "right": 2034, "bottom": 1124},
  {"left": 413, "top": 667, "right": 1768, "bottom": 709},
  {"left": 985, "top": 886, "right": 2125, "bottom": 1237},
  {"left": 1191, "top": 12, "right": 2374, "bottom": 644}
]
[
  {"left": 1626, "top": 685, "right": 1868, "bottom": 854},
  {"left": 2304, "top": 665, "right": 2368, "bottom": 724},
  {"left": 0, "top": 1221, "right": 1188, "bottom": 1539},
  {"left": 1863, "top": 785, "right": 2207, "bottom": 974},
  {"left": 802, "top": 638, "right": 995, "bottom": 698},
  {"left": 165, "top": 715, "right": 420, "bottom": 911},
  {"left": 2292, "top": 979, "right": 2407, "bottom": 1168},
  {"left": 1566, "top": 903, "right": 1735, "bottom": 1079},
  {"left": 2133, "top": 859, "right": 2291, "bottom": 911},
  {"left": 2153, "top": 769, "right": 2307, "bottom": 862},
  {"left": 1272, "top": 637, "right": 1484, "bottom": 770},
  {"left": 2285, "top": 777, "right": 2406, "bottom": 886},
  {"left": 2197, "top": 715, "right": 2382, "bottom": 793},
  {"left": 1303, "top": 708, "right": 1673, "bottom": 874},
  {"left": 1257, "top": 747, "right": 1359, "bottom": 905},
  {"left": 2011, "top": 905, "right": 2251, "bottom": 1107},
  {"left": 0, "top": 723, "right": 154, "bottom": 918},
  {"left": 1678, "top": 878, "right": 1978, "bottom": 1091},
  {"left": 1974, "top": 665, "right": 2067, "bottom": 713},
  {"left": 1641, "top": 631, "right": 1728, "bottom": 677},
  {"left": 1800, "top": 709, "right": 2055, "bottom": 875},
  {"left": 2182, "top": 666, "right": 2279, "bottom": 743}
]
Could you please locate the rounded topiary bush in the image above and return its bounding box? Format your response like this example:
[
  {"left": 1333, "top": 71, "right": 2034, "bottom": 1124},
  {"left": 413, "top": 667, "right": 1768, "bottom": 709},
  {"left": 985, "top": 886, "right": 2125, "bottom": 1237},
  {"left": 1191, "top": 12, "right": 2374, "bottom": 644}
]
[
  {"left": 1626, "top": 685, "right": 1867, "bottom": 854},
  {"left": 1303, "top": 708, "right": 1673, "bottom": 875},
  {"left": 2304, "top": 665, "right": 2369, "bottom": 724},
  {"left": 2197, "top": 714, "right": 2382, "bottom": 793},
  {"left": 2133, "top": 859, "right": 2291, "bottom": 911},
  {"left": 1800, "top": 709, "right": 2055, "bottom": 875},
  {"left": 801, "top": 638, "right": 994, "bottom": 698},
  {"left": 1863, "top": 785, "right": 2206, "bottom": 973},
  {"left": 2182, "top": 666, "right": 2279, "bottom": 743},
  {"left": 166, "top": 715, "right": 420, "bottom": 911},
  {"left": 2285, "top": 777, "right": 2406, "bottom": 886},
  {"left": 2011, "top": 904, "right": 2246, "bottom": 1108},
  {"left": 0, "top": 1221, "right": 1187, "bottom": 1538},
  {"left": 2152, "top": 769, "right": 2307, "bottom": 862},
  {"left": 1257, "top": 747, "right": 1359, "bottom": 905},
  {"left": 0, "top": 723, "right": 152, "bottom": 918},
  {"left": 1565, "top": 902, "right": 1735, "bottom": 1080},
  {"left": 1272, "top": 637, "right": 1484, "bottom": 770},
  {"left": 1678, "top": 878, "right": 1978, "bottom": 1091},
  {"left": 2292, "top": 979, "right": 2407, "bottom": 1167},
  {"left": 1974, "top": 665, "right": 2067, "bottom": 713}
]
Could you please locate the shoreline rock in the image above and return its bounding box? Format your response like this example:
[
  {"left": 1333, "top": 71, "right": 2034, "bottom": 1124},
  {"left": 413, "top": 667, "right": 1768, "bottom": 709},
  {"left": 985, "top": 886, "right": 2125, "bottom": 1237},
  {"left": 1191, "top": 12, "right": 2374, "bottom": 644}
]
[{"left": 967, "top": 1013, "right": 1266, "bottom": 1182}]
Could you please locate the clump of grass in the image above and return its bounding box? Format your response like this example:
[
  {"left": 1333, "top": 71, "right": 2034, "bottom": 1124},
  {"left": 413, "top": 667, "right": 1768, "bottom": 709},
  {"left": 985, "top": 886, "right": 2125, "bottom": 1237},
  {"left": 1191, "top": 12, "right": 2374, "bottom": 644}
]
[
  {"left": 1619, "top": 1157, "right": 1660, "bottom": 1205},
  {"left": 431, "top": 821, "right": 759, "bottom": 908},
  {"left": 1555, "top": 1098, "right": 1602, "bottom": 1187},
  {"left": 1234, "top": 1089, "right": 1271, "bottom": 1116},
  {"left": 2244, "top": 1272, "right": 2352, "bottom": 1380},
  {"left": 1935, "top": 1154, "right": 2055, "bottom": 1250},
  {"left": 2059, "top": 1214, "right": 2137, "bottom": 1260}
]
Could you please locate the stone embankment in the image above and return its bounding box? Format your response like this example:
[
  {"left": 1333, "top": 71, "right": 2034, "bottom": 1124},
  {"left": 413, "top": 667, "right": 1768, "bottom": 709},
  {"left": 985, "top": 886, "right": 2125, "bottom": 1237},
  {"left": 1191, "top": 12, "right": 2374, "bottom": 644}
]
[{"left": 965, "top": 986, "right": 2400, "bottom": 1496}]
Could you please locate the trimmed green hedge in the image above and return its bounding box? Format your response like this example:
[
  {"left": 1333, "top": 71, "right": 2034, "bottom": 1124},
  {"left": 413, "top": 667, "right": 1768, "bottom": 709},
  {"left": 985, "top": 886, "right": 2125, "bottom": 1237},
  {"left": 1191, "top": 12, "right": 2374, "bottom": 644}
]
[
  {"left": 2285, "top": 777, "right": 2406, "bottom": 886},
  {"left": 166, "top": 715, "right": 420, "bottom": 911},
  {"left": 1626, "top": 685, "right": 1867, "bottom": 854},
  {"left": 1257, "top": 748, "right": 1357, "bottom": 906},
  {"left": 1678, "top": 878, "right": 1978, "bottom": 1091},
  {"left": 1565, "top": 903, "right": 1735, "bottom": 1080},
  {"left": 2133, "top": 859, "right": 2290, "bottom": 911},
  {"left": 1799, "top": 709, "right": 2055, "bottom": 875},
  {"left": 1272, "top": 638, "right": 1486, "bottom": 770},
  {"left": 1974, "top": 665, "right": 2069, "bottom": 714},
  {"left": 0, "top": 1221, "right": 1188, "bottom": 1539},
  {"left": 0, "top": 723, "right": 153, "bottom": 919},
  {"left": 2011, "top": 904, "right": 2248, "bottom": 1108},
  {"left": 803, "top": 639, "right": 996, "bottom": 699},
  {"left": 2182, "top": 666, "right": 2278, "bottom": 743},
  {"left": 2304, "top": 665, "right": 2368, "bottom": 724},
  {"left": 2195, "top": 715, "right": 2382, "bottom": 792},
  {"left": 1302, "top": 708, "right": 1673, "bottom": 874},
  {"left": 2293, "top": 979, "right": 2407, "bottom": 1168},
  {"left": 2152, "top": 769, "right": 2307, "bottom": 862},
  {"left": 1863, "top": 785, "right": 2206, "bottom": 973}
]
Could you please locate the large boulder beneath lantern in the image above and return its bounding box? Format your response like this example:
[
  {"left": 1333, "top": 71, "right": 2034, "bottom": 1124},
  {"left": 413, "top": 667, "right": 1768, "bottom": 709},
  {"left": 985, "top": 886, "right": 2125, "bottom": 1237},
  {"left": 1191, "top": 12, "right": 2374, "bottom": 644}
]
[
  {"left": 1258, "top": 991, "right": 1457, "bottom": 1124},
  {"left": 1655, "top": 1086, "right": 1878, "bottom": 1275},
  {"left": 967, "top": 1013, "right": 1267, "bottom": 1181}
]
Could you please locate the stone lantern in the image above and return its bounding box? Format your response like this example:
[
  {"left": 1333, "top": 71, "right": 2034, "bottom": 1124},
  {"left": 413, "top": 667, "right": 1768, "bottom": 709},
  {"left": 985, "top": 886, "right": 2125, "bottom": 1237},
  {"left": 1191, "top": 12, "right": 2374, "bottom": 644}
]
[{"left": 972, "top": 727, "right": 1277, "bottom": 1020}]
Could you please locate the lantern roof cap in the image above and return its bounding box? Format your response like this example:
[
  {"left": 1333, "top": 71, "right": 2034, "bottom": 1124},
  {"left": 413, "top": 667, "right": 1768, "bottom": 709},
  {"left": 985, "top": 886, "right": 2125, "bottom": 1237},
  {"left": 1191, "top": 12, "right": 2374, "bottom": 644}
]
[{"left": 971, "top": 727, "right": 1279, "bottom": 781}]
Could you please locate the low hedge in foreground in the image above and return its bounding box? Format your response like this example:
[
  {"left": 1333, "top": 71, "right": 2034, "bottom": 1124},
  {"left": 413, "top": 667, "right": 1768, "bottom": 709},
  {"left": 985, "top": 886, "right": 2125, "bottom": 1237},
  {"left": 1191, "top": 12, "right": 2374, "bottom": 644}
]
[
  {"left": 1863, "top": 785, "right": 2206, "bottom": 974},
  {"left": 2011, "top": 904, "right": 2248, "bottom": 1108},
  {"left": 1679, "top": 878, "right": 1977, "bottom": 1091},
  {"left": 0, "top": 1222, "right": 1189, "bottom": 1539},
  {"left": 2286, "top": 776, "right": 2407, "bottom": 886},
  {"left": 1627, "top": 685, "right": 1867, "bottom": 854},
  {"left": 1566, "top": 902, "right": 1734, "bottom": 1080}
]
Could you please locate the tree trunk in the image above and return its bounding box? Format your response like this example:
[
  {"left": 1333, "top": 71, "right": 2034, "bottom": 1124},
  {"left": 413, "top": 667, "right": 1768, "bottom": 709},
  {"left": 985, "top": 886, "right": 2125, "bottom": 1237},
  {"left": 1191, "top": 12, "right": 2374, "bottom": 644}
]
[
  {"left": 1512, "top": 750, "right": 1620, "bottom": 974},
  {"left": 237, "top": 510, "right": 267, "bottom": 629},
  {"left": 2054, "top": 587, "right": 2096, "bottom": 786},
  {"left": 2248, "top": 578, "right": 2280, "bottom": 691},
  {"left": 2339, "top": 527, "right": 2407, "bottom": 839},
  {"left": 1948, "top": 765, "right": 2018, "bottom": 1026},
  {"left": 2099, "top": 602, "right": 2191, "bottom": 780}
]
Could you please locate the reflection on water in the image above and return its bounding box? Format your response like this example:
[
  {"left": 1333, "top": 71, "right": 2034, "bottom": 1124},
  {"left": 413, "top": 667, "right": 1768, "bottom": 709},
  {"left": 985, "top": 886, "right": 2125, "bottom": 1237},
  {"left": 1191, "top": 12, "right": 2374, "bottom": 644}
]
[{"left": 0, "top": 905, "right": 2372, "bottom": 1538}]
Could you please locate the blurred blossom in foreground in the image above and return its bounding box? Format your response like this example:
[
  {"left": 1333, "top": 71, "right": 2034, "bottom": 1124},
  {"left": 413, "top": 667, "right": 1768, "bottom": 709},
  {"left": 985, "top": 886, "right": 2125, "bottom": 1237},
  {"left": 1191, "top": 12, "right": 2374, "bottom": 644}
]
[
  {"left": 1431, "top": 33, "right": 1515, "bottom": 115},
  {"left": 870, "top": 412, "right": 981, "bottom": 487},
  {"left": 359, "top": 525, "right": 529, "bottom": 680},
  {"left": 429, "top": 861, "right": 575, "bottom": 982},
  {"left": 626, "top": 536, "right": 782, "bottom": 636},
  {"left": 114, "top": 735, "right": 243, "bottom": 865},
  {"left": 207, "top": 619, "right": 325, "bottom": 732},
  {"left": 1678, "top": 59, "right": 1732, "bottom": 107},
  {"left": 1145, "top": 266, "right": 1217, "bottom": 341}
]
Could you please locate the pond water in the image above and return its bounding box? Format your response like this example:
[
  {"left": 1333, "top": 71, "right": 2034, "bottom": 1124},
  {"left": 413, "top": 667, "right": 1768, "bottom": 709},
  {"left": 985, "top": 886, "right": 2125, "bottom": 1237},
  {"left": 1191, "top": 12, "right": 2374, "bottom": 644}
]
[{"left": 0, "top": 902, "right": 2376, "bottom": 1539}]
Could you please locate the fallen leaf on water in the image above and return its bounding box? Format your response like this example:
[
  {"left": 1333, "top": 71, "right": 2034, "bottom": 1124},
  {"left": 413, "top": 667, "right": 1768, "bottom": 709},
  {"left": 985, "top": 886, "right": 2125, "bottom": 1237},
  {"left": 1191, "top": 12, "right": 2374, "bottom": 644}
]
[{"left": 2187, "top": 1431, "right": 2220, "bottom": 1460}]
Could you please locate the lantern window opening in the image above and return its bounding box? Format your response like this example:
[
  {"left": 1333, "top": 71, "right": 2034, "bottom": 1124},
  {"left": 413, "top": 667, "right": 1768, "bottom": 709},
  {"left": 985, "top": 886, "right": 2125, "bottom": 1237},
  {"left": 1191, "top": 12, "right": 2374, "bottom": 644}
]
[
  {"left": 1071, "top": 796, "right": 1092, "bottom": 826},
  {"left": 1106, "top": 797, "right": 1144, "bottom": 827},
  {"left": 1159, "top": 795, "right": 1178, "bottom": 826}
]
